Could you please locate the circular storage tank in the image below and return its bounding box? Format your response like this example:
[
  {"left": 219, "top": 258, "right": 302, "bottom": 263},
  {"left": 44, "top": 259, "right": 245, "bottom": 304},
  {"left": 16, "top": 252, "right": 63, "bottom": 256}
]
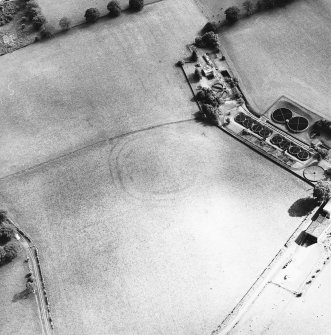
[
  {"left": 297, "top": 150, "right": 310, "bottom": 161},
  {"left": 272, "top": 108, "right": 293, "bottom": 124},
  {"left": 234, "top": 113, "right": 246, "bottom": 124},
  {"left": 288, "top": 145, "right": 301, "bottom": 156},
  {"left": 303, "top": 165, "right": 325, "bottom": 182},
  {"left": 279, "top": 139, "right": 291, "bottom": 150},
  {"left": 271, "top": 134, "right": 284, "bottom": 145},
  {"left": 259, "top": 127, "right": 272, "bottom": 138},
  {"left": 243, "top": 118, "right": 253, "bottom": 129},
  {"left": 252, "top": 124, "right": 263, "bottom": 134},
  {"left": 287, "top": 116, "right": 309, "bottom": 133}
]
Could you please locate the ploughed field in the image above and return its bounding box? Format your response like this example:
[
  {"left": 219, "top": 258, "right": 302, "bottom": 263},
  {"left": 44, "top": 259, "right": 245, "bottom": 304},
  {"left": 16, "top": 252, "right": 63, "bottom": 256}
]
[
  {"left": 0, "top": 0, "right": 203, "bottom": 178},
  {"left": 220, "top": 0, "right": 331, "bottom": 118},
  {"left": 0, "top": 121, "right": 308, "bottom": 335}
]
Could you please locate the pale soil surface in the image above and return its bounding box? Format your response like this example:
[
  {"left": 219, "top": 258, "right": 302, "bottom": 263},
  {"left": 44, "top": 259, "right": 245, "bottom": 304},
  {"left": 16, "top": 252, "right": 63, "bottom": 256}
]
[
  {"left": 220, "top": 0, "right": 331, "bottom": 117},
  {"left": 231, "top": 260, "right": 331, "bottom": 335},
  {"left": 0, "top": 122, "right": 308, "bottom": 335},
  {"left": 0, "top": 0, "right": 204, "bottom": 178},
  {"left": 0, "top": 251, "right": 42, "bottom": 335},
  {"left": 37, "top": 0, "right": 158, "bottom": 30}
]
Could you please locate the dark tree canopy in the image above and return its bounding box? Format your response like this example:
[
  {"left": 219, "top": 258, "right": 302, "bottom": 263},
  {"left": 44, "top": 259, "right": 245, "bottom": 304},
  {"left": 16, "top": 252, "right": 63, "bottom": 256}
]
[
  {"left": 194, "top": 68, "right": 202, "bottom": 81},
  {"left": 0, "top": 246, "right": 6, "bottom": 265},
  {"left": 107, "top": 1, "right": 122, "bottom": 17},
  {"left": 32, "top": 13, "right": 46, "bottom": 30},
  {"left": 84, "top": 8, "right": 100, "bottom": 23},
  {"left": 202, "top": 21, "right": 218, "bottom": 33},
  {"left": 40, "top": 24, "right": 55, "bottom": 39},
  {"left": 129, "top": 0, "right": 144, "bottom": 11},
  {"left": 4, "top": 241, "right": 19, "bottom": 262},
  {"left": 243, "top": 1, "right": 254, "bottom": 15},
  {"left": 201, "top": 104, "right": 218, "bottom": 125},
  {"left": 225, "top": 6, "right": 240, "bottom": 23},
  {"left": 0, "top": 210, "right": 7, "bottom": 224},
  {"left": 196, "top": 87, "right": 220, "bottom": 107},
  {"left": 313, "top": 181, "right": 331, "bottom": 204},
  {"left": 195, "top": 31, "right": 219, "bottom": 49},
  {"left": 0, "top": 226, "right": 15, "bottom": 245}
]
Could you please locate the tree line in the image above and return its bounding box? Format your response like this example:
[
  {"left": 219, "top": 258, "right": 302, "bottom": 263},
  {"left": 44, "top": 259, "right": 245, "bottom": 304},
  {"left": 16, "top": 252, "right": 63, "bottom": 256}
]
[
  {"left": 0, "top": 211, "right": 20, "bottom": 267},
  {"left": 203, "top": 0, "right": 296, "bottom": 30}
]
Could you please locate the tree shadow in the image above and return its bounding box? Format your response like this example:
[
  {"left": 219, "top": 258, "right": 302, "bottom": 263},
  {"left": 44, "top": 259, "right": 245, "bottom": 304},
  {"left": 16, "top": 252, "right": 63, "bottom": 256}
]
[
  {"left": 12, "top": 288, "right": 31, "bottom": 302},
  {"left": 193, "top": 111, "right": 215, "bottom": 127},
  {"left": 288, "top": 197, "right": 317, "bottom": 217}
]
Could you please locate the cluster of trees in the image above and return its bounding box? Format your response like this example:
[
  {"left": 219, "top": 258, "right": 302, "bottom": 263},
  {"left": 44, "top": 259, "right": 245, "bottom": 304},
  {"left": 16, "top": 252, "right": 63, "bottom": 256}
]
[
  {"left": 312, "top": 120, "right": 331, "bottom": 135},
  {"left": 195, "top": 31, "right": 219, "bottom": 50},
  {"left": 85, "top": 0, "right": 144, "bottom": 23},
  {"left": 313, "top": 181, "right": 331, "bottom": 205},
  {"left": 0, "top": 0, "right": 18, "bottom": 27},
  {"left": 199, "top": 104, "right": 219, "bottom": 125},
  {"left": 196, "top": 87, "right": 222, "bottom": 107},
  {"left": 0, "top": 241, "right": 19, "bottom": 266},
  {"left": 24, "top": 0, "right": 46, "bottom": 30},
  {"left": 202, "top": 0, "right": 295, "bottom": 31},
  {"left": 22, "top": 0, "right": 55, "bottom": 39},
  {"left": 226, "top": 0, "right": 296, "bottom": 22},
  {"left": 0, "top": 211, "right": 19, "bottom": 267}
]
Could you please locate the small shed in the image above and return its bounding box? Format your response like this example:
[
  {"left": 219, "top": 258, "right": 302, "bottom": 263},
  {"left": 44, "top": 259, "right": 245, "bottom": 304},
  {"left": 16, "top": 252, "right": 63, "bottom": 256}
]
[
  {"left": 305, "top": 211, "right": 331, "bottom": 243},
  {"left": 202, "top": 66, "right": 214, "bottom": 79}
]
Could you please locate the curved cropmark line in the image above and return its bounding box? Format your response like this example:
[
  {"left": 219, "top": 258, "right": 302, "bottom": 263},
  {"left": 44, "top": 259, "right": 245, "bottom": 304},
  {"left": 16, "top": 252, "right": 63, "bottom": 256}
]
[{"left": 108, "top": 132, "right": 199, "bottom": 202}]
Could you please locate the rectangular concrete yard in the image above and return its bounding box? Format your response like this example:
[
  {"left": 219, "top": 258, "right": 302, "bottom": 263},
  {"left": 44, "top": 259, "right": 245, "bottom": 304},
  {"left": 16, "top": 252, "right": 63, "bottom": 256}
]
[
  {"left": 0, "top": 121, "right": 309, "bottom": 335},
  {"left": 0, "top": 0, "right": 205, "bottom": 178}
]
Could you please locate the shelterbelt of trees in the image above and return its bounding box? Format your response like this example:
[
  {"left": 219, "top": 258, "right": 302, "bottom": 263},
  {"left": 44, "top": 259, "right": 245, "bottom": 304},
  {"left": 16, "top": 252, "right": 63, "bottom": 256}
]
[
  {"left": 202, "top": 0, "right": 298, "bottom": 29},
  {"left": 0, "top": 211, "right": 20, "bottom": 267}
]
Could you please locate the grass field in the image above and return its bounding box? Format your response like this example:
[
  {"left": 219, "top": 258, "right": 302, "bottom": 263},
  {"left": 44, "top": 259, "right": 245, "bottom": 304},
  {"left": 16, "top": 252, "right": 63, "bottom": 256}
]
[
  {"left": 37, "top": 0, "right": 158, "bottom": 30},
  {"left": 0, "top": 121, "right": 308, "bottom": 335},
  {"left": 219, "top": 0, "right": 331, "bottom": 118},
  {"left": 0, "top": 0, "right": 205, "bottom": 178},
  {"left": 0, "top": 250, "right": 42, "bottom": 335}
]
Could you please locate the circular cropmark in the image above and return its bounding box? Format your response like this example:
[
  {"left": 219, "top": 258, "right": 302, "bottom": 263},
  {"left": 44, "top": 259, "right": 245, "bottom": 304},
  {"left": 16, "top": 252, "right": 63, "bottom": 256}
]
[
  {"left": 272, "top": 108, "right": 293, "bottom": 124},
  {"left": 108, "top": 130, "right": 202, "bottom": 201},
  {"left": 287, "top": 116, "right": 309, "bottom": 133}
]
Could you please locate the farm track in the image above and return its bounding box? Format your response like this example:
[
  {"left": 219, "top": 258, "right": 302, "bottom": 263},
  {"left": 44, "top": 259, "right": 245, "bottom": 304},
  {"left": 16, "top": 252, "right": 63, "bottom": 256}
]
[{"left": 8, "top": 218, "right": 54, "bottom": 335}]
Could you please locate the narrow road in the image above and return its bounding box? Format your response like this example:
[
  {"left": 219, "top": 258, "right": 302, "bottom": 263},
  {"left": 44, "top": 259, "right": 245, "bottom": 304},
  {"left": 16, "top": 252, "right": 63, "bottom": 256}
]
[{"left": 8, "top": 218, "right": 54, "bottom": 335}]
